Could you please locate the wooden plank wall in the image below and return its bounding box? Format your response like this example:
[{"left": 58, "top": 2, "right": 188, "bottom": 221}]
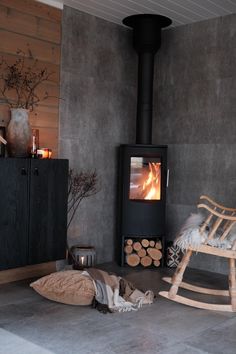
[
  {"left": 0, "top": 0, "right": 61, "bottom": 157},
  {"left": 0, "top": 0, "right": 61, "bottom": 283}
]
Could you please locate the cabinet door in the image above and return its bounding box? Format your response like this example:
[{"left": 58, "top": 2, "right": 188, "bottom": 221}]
[
  {"left": 0, "top": 159, "right": 29, "bottom": 270},
  {"left": 28, "top": 159, "right": 68, "bottom": 264}
]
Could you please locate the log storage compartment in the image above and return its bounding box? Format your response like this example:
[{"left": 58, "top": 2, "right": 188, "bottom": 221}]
[{"left": 124, "top": 237, "right": 163, "bottom": 267}]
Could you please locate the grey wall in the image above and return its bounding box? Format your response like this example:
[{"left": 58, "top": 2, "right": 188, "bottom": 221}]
[
  {"left": 59, "top": 6, "right": 236, "bottom": 272},
  {"left": 153, "top": 14, "right": 236, "bottom": 274},
  {"left": 59, "top": 6, "right": 137, "bottom": 263}
]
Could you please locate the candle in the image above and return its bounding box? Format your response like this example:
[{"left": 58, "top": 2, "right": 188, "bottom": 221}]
[
  {"left": 36, "top": 148, "right": 52, "bottom": 159},
  {"left": 0, "top": 135, "right": 7, "bottom": 145},
  {"left": 31, "top": 129, "right": 39, "bottom": 157}
]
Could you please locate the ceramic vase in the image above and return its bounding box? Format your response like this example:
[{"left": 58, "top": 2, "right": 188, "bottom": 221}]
[{"left": 6, "top": 108, "right": 32, "bottom": 157}]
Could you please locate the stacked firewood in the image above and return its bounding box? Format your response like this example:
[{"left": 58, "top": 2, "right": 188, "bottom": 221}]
[{"left": 124, "top": 238, "right": 162, "bottom": 267}]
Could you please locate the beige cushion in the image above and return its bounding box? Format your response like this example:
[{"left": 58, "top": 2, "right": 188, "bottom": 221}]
[{"left": 30, "top": 270, "right": 95, "bottom": 306}]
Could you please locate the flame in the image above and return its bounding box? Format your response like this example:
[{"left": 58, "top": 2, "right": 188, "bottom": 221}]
[{"left": 142, "top": 162, "right": 161, "bottom": 200}]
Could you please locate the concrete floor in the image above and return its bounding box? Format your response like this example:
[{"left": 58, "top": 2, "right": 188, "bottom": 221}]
[{"left": 0, "top": 264, "right": 236, "bottom": 354}]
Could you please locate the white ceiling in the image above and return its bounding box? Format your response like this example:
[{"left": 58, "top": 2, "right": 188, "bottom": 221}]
[{"left": 38, "top": 0, "right": 236, "bottom": 27}]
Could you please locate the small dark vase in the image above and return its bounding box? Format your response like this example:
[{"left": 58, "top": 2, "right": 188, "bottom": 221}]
[{"left": 6, "top": 108, "right": 32, "bottom": 158}]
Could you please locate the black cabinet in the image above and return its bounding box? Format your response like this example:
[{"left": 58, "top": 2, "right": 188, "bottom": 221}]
[{"left": 0, "top": 158, "right": 68, "bottom": 270}]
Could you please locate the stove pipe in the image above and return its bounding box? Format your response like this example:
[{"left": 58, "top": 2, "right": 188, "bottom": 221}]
[{"left": 123, "top": 14, "right": 172, "bottom": 144}]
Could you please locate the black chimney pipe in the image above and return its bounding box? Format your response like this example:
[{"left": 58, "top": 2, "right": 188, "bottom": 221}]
[{"left": 123, "top": 14, "right": 172, "bottom": 144}]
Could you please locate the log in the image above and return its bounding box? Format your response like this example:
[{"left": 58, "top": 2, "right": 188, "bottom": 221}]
[
  {"left": 147, "top": 248, "right": 162, "bottom": 261},
  {"left": 149, "top": 240, "right": 155, "bottom": 247},
  {"left": 153, "top": 260, "right": 160, "bottom": 267},
  {"left": 140, "top": 256, "right": 152, "bottom": 267},
  {"left": 155, "top": 241, "right": 162, "bottom": 249},
  {"left": 141, "top": 239, "right": 149, "bottom": 248},
  {"left": 124, "top": 245, "right": 133, "bottom": 254},
  {"left": 137, "top": 248, "right": 146, "bottom": 258},
  {"left": 126, "top": 253, "right": 140, "bottom": 267},
  {"left": 133, "top": 241, "right": 142, "bottom": 252},
  {"left": 126, "top": 239, "right": 133, "bottom": 246}
]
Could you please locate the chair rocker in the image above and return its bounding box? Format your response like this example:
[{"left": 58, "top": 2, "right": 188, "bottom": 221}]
[{"left": 159, "top": 195, "right": 236, "bottom": 312}]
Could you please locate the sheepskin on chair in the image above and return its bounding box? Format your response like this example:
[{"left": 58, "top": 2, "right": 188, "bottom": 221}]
[
  {"left": 174, "top": 213, "right": 236, "bottom": 251},
  {"left": 174, "top": 213, "right": 208, "bottom": 252}
]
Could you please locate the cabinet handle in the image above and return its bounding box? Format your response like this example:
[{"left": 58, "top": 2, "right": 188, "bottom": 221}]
[
  {"left": 21, "top": 168, "right": 27, "bottom": 175},
  {"left": 34, "top": 168, "right": 39, "bottom": 176}
]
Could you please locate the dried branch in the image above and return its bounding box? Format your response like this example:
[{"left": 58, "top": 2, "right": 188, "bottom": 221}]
[
  {"left": 67, "top": 169, "right": 99, "bottom": 263},
  {"left": 67, "top": 169, "right": 99, "bottom": 229},
  {"left": 0, "top": 50, "right": 54, "bottom": 111}
]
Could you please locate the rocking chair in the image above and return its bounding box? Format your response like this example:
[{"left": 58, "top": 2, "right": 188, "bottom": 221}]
[{"left": 159, "top": 195, "right": 236, "bottom": 312}]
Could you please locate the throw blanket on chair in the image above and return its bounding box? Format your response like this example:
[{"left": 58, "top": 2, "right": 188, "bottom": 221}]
[{"left": 84, "top": 268, "right": 154, "bottom": 313}]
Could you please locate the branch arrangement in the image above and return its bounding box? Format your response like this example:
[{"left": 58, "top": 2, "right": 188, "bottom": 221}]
[
  {"left": 0, "top": 50, "right": 53, "bottom": 111},
  {"left": 67, "top": 169, "right": 99, "bottom": 263},
  {"left": 67, "top": 169, "right": 99, "bottom": 230}
]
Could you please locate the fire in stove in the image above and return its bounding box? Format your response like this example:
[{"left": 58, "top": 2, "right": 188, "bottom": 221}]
[{"left": 129, "top": 157, "right": 161, "bottom": 200}]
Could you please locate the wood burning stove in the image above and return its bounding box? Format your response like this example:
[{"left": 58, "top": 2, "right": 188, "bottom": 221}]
[
  {"left": 117, "top": 14, "right": 172, "bottom": 267},
  {"left": 118, "top": 144, "right": 168, "bottom": 266}
]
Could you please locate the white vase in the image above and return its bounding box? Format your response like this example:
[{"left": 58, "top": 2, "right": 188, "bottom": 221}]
[{"left": 6, "top": 108, "right": 32, "bottom": 157}]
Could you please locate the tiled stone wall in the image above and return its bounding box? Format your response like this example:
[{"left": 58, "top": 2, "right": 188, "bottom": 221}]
[
  {"left": 153, "top": 14, "right": 236, "bottom": 274},
  {"left": 59, "top": 6, "right": 137, "bottom": 263},
  {"left": 60, "top": 6, "right": 236, "bottom": 272}
]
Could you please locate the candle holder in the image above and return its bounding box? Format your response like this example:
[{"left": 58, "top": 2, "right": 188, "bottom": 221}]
[
  {"left": 70, "top": 245, "right": 96, "bottom": 270},
  {"left": 36, "top": 148, "right": 52, "bottom": 159}
]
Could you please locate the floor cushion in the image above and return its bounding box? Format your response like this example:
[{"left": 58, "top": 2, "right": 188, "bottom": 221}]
[{"left": 30, "top": 270, "right": 95, "bottom": 306}]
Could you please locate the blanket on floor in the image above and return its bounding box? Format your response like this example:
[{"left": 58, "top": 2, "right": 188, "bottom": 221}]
[{"left": 84, "top": 268, "right": 154, "bottom": 313}]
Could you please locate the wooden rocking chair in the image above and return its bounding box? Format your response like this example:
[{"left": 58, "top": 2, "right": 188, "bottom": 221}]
[{"left": 159, "top": 195, "right": 236, "bottom": 312}]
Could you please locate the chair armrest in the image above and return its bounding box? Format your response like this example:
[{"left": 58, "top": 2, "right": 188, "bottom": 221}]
[
  {"left": 199, "top": 195, "right": 236, "bottom": 212},
  {"left": 197, "top": 203, "right": 236, "bottom": 221}
]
